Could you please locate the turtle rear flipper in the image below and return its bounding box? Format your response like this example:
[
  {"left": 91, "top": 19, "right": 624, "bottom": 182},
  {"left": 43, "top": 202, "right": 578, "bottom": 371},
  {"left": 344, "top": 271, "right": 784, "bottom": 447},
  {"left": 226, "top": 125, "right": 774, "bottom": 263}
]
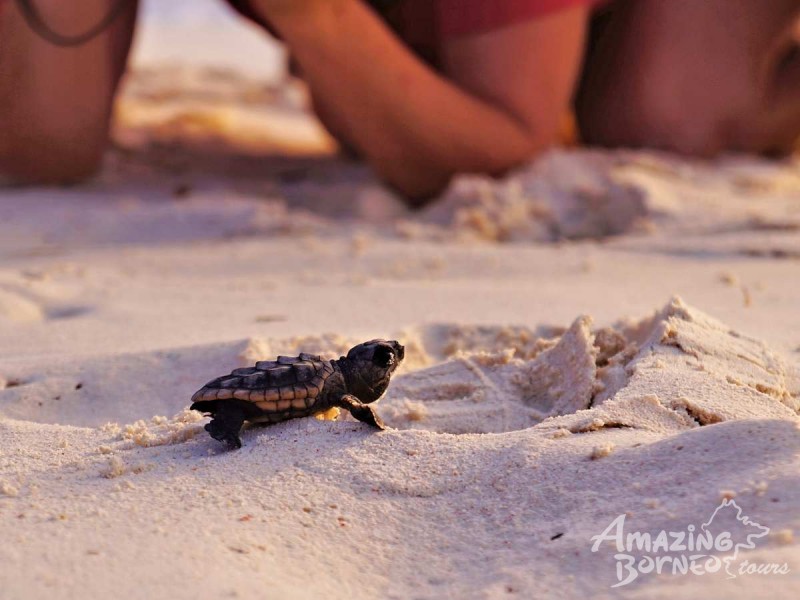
[{"left": 197, "top": 402, "right": 246, "bottom": 450}]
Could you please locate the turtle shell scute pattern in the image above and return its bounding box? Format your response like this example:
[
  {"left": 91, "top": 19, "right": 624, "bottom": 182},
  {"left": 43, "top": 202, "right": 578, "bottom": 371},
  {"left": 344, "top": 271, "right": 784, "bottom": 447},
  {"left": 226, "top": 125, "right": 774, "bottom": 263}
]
[{"left": 191, "top": 355, "right": 334, "bottom": 415}]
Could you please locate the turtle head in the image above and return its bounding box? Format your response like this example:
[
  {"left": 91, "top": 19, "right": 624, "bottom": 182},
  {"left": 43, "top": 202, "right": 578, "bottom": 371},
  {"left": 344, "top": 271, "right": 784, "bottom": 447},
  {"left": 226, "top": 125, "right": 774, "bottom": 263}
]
[{"left": 341, "top": 339, "right": 404, "bottom": 403}]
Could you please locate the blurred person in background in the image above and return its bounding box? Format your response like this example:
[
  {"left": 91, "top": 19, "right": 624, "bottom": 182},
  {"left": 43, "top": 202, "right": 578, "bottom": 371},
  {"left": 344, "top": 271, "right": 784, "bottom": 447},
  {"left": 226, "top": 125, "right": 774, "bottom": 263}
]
[{"left": 1, "top": 0, "right": 799, "bottom": 202}]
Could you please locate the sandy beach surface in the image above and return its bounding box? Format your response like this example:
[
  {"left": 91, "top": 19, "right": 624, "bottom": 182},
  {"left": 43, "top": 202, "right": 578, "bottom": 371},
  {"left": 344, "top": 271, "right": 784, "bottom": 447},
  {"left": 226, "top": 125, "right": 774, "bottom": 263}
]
[{"left": 1, "top": 62, "right": 800, "bottom": 599}]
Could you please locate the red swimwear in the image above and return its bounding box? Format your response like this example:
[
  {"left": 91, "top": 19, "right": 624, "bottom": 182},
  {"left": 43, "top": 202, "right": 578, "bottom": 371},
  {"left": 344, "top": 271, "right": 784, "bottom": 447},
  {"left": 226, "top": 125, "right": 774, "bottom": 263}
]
[{"left": 227, "top": 0, "right": 601, "bottom": 40}]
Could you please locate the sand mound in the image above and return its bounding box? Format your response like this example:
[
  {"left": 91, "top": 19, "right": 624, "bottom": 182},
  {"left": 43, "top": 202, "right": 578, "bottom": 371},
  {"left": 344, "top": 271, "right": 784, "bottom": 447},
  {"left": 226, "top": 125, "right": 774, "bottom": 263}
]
[
  {"left": 397, "top": 149, "right": 800, "bottom": 246},
  {"left": 381, "top": 297, "right": 799, "bottom": 434}
]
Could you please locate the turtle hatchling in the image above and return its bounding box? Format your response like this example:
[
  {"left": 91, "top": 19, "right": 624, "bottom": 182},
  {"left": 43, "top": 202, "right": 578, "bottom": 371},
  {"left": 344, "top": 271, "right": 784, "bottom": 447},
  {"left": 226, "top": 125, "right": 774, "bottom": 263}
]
[{"left": 191, "top": 339, "right": 404, "bottom": 449}]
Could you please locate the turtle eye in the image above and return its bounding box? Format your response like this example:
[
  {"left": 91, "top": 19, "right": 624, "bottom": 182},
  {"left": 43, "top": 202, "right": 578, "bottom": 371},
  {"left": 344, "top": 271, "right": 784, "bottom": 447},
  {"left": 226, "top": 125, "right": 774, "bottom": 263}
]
[{"left": 372, "top": 345, "right": 394, "bottom": 368}]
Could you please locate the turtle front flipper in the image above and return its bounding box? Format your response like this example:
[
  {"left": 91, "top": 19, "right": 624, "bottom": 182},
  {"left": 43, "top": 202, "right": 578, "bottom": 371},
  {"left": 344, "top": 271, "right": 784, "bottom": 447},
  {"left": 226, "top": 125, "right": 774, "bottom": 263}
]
[
  {"left": 336, "top": 394, "right": 386, "bottom": 430},
  {"left": 197, "top": 402, "right": 246, "bottom": 449}
]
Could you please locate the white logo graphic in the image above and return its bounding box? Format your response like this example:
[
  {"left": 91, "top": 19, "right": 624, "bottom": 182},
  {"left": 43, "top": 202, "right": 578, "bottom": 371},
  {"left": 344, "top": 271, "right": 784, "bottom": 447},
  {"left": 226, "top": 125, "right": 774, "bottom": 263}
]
[{"left": 591, "top": 499, "right": 790, "bottom": 587}]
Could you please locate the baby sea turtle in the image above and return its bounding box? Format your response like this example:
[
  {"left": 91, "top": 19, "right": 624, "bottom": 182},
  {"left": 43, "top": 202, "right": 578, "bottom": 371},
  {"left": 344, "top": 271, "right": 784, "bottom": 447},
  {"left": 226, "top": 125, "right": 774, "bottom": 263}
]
[{"left": 191, "top": 339, "right": 404, "bottom": 449}]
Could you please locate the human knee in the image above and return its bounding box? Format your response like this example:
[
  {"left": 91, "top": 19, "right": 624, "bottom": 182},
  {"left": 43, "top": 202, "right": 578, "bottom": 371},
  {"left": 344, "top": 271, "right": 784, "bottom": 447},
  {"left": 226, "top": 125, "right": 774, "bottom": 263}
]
[
  {"left": 577, "top": 0, "right": 800, "bottom": 157},
  {"left": 577, "top": 78, "right": 729, "bottom": 156}
]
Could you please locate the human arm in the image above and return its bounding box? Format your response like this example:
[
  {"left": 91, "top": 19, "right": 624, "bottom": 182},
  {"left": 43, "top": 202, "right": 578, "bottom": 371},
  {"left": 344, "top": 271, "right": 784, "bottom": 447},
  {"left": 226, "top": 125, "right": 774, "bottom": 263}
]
[{"left": 251, "top": 0, "right": 588, "bottom": 202}]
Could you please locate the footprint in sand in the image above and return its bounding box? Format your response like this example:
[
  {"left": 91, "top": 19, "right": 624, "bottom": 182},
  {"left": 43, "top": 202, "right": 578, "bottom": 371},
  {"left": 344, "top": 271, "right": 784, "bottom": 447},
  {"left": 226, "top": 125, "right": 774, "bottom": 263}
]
[
  {"left": 0, "top": 285, "right": 92, "bottom": 323},
  {"left": 0, "top": 288, "right": 45, "bottom": 322}
]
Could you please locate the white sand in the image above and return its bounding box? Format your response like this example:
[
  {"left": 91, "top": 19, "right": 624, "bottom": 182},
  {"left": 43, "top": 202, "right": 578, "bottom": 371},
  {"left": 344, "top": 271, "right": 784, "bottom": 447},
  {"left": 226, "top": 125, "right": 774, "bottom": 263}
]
[{"left": 1, "top": 67, "right": 799, "bottom": 599}]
